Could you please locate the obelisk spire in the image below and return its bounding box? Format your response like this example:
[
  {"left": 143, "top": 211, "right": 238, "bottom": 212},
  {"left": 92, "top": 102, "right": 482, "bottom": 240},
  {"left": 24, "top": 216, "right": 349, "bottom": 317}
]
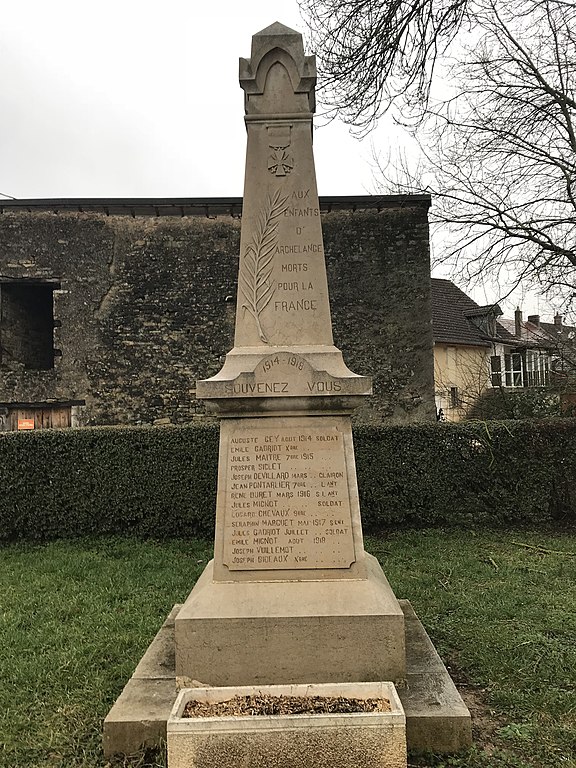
[
  {"left": 197, "top": 24, "right": 370, "bottom": 410},
  {"left": 234, "top": 23, "right": 333, "bottom": 348}
]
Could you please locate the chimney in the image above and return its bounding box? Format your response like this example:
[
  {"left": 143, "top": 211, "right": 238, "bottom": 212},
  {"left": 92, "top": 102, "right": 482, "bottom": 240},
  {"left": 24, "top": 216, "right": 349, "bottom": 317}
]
[
  {"left": 528, "top": 314, "right": 540, "bottom": 327},
  {"left": 554, "top": 313, "right": 563, "bottom": 328},
  {"left": 515, "top": 307, "right": 522, "bottom": 338}
]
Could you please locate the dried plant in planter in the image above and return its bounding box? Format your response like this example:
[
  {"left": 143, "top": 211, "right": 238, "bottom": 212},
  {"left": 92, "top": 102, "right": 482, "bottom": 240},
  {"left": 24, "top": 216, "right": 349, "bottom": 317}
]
[{"left": 183, "top": 693, "right": 391, "bottom": 718}]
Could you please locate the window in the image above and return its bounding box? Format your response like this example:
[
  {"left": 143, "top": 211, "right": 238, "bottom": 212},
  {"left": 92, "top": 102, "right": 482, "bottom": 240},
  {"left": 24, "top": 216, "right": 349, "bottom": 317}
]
[
  {"left": 526, "top": 351, "right": 550, "bottom": 387},
  {"left": 491, "top": 352, "right": 523, "bottom": 388},
  {"left": 490, "top": 355, "right": 502, "bottom": 387},
  {"left": 449, "top": 386, "right": 460, "bottom": 408},
  {"left": 0, "top": 281, "right": 59, "bottom": 370},
  {"left": 504, "top": 353, "right": 523, "bottom": 387},
  {"left": 491, "top": 350, "right": 550, "bottom": 388}
]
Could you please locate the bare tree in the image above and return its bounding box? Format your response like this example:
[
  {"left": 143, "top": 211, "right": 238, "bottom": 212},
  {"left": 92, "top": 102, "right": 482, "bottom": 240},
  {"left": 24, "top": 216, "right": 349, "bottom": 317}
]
[
  {"left": 303, "top": 0, "right": 576, "bottom": 309},
  {"left": 299, "top": 0, "right": 470, "bottom": 132},
  {"left": 389, "top": 0, "right": 576, "bottom": 309}
]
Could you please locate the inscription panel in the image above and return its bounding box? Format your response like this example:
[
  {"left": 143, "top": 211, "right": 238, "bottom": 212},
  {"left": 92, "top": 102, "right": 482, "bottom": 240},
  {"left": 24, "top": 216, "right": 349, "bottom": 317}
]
[
  {"left": 222, "top": 424, "right": 355, "bottom": 570},
  {"left": 235, "top": 122, "right": 334, "bottom": 347}
]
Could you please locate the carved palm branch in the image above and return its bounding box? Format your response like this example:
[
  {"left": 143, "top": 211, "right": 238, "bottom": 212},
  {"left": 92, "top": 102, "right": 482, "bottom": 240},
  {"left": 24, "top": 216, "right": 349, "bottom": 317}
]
[{"left": 240, "top": 189, "right": 289, "bottom": 343}]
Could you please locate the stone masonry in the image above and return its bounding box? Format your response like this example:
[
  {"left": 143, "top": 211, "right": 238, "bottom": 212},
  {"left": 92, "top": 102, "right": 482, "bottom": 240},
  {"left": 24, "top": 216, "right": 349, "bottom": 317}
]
[{"left": 0, "top": 199, "right": 434, "bottom": 426}]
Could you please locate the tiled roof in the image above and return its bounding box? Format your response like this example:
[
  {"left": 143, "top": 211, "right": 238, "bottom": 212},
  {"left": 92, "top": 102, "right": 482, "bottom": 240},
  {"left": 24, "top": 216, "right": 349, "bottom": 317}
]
[
  {"left": 498, "top": 318, "right": 553, "bottom": 348},
  {"left": 431, "top": 278, "right": 515, "bottom": 346},
  {"left": 539, "top": 321, "right": 576, "bottom": 345},
  {"left": 539, "top": 320, "right": 576, "bottom": 365}
]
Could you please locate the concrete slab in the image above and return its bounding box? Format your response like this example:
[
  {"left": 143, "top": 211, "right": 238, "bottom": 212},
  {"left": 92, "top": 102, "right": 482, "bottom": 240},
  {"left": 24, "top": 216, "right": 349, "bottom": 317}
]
[
  {"left": 103, "top": 606, "right": 181, "bottom": 759},
  {"left": 103, "top": 600, "right": 471, "bottom": 758},
  {"left": 133, "top": 604, "right": 179, "bottom": 679},
  {"left": 103, "top": 678, "right": 176, "bottom": 758},
  {"left": 398, "top": 600, "right": 472, "bottom": 753}
]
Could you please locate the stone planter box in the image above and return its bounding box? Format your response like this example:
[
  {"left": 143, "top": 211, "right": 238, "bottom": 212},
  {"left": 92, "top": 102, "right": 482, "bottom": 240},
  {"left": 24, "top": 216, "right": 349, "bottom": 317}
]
[{"left": 167, "top": 681, "right": 406, "bottom": 768}]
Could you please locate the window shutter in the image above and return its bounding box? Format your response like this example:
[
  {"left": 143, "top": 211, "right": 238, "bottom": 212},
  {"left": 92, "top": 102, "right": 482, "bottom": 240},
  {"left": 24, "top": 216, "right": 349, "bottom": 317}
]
[{"left": 490, "top": 355, "right": 502, "bottom": 387}]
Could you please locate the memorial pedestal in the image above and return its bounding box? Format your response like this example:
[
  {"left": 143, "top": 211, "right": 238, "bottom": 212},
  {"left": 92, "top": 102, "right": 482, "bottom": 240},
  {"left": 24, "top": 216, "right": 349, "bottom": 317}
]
[
  {"left": 173, "top": 402, "right": 407, "bottom": 687},
  {"left": 175, "top": 554, "right": 406, "bottom": 686},
  {"left": 103, "top": 21, "right": 471, "bottom": 762}
]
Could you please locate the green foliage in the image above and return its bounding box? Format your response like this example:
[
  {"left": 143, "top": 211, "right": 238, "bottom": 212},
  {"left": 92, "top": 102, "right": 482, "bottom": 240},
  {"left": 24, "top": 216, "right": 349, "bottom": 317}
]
[
  {"left": 468, "top": 388, "right": 563, "bottom": 420},
  {"left": 354, "top": 420, "right": 576, "bottom": 529},
  {"left": 0, "top": 424, "right": 219, "bottom": 542},
  {"left": 0, "top": 420, "right": 575, "bottom": 542}
]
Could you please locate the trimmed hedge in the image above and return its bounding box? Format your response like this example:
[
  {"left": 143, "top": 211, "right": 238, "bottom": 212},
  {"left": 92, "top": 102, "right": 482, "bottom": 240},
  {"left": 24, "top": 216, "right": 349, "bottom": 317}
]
[
  {"left": 0, "top": 424, "right": 219, "bottom": 542},
  {"left": 354, "top": 420, "right": 576, "bottom": 528},
  {"left": 0, "top": 420, "right": 574, "bottom": 542},
  {"left": 467, "top": 387, "right": 563, "bottom": 420}
]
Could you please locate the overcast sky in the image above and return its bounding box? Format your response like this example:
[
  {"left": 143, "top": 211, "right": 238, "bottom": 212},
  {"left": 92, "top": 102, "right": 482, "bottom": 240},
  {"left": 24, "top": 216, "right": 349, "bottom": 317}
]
[
  {"left": 0, "top": 0, "right": 389, "bottom": 199},
  {"left": 0, "top": 0, "right": 552, "bottom": 316}
]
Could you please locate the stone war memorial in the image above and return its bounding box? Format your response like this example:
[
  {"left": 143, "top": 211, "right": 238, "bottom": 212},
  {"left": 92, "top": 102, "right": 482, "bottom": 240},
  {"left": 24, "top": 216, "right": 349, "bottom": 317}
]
[{"left": 104, "top": 23, "right": 471, "bottom": 766}]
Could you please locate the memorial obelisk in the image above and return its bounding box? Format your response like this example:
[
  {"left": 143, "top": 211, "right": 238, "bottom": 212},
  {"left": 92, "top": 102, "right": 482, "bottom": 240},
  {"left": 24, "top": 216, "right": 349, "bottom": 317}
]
[{"left": 175, "top": 22, "right": 406, "bottom": 685}]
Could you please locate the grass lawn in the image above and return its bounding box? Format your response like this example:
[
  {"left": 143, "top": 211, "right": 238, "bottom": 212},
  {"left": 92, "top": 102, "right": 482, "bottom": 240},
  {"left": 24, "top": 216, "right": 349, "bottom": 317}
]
[{"left": 0, "top": 529, "right": 575, "bottom": 768}]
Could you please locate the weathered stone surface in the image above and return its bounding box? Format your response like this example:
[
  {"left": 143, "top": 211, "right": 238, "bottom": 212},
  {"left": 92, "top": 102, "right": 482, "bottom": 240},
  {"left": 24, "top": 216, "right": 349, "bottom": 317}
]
[
  {"left": 324, "top": 208, "right": 434, "bottom": 423},
  {"left": 175, "top": 554, "right": 406, "bottom": 685},
  {"left": 197, "top": 23, "right": 370, "bottom": 417},
  {"left": 167, "top": 681, "right": 406, "bottom": 768},
  {"left": 398, "top": 600, "right": 472, "bottom": 752},
  {"left": 103, "top": 678, "right": 176, "bottom": 758},
  {"left": 235, "top": 23, "right": 332, "bottom": 349},
  {"left": 132, "top": 604, "right": 179, "bottom": 680},
  {"left": 0, "top": 203, "right": 433, "bottom": 425},
  {"left": 103, "top": 606, "right": 180, "bottom": 758},
  {"left": 213, "top": 415, "right": 366, "bottom": 581}
]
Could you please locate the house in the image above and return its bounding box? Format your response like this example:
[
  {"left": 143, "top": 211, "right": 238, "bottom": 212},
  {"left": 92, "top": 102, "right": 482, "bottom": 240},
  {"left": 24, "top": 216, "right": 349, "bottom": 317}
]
[
  {"left": 530, "top": 313, "right": 576, "bottom": 379},
  {"left": 528, "top": 313, "right": 576, "bottom": 412},
  {"left": 431, "top": 279, "right": 557, "bottom": 421},
  {"left": 496, "top": 310, "right": 555, "bottom": 388},
  {"left": 431, "top": 279, "right": 515, "bottom": 420}
]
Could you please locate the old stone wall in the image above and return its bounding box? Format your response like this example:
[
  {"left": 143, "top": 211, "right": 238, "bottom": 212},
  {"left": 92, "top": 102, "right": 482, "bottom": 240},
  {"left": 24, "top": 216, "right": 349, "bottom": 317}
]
[
  {"left": 324, "top": 208, "right": 434, "bottom": 423},
  {"left": 0, "top": 203, "right": 434, "bottom": 425}
]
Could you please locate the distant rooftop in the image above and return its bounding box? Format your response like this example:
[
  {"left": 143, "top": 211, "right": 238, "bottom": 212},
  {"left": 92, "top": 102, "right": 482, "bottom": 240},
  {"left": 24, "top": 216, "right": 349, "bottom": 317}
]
[
  {"left": 0, "top": 194, "right": 431, "bottom": 218},
  {"left": 499, "top": 317, "right": 555, "bottom": 349},
  {"left": 431, "top": 278, "right": 515, "bottom": 346}
]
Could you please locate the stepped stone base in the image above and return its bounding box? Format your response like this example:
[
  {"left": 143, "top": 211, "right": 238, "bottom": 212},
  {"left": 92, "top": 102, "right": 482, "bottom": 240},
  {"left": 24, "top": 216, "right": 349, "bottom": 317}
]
[
  {"left": 103, "top": 605, "right": 180, "bottom": 758},
  {"left": 400, "top": 601, "right": 471, "bottom": 752},
  {"left": 103, "top": 601, "right": 471, "bottom": 759}
]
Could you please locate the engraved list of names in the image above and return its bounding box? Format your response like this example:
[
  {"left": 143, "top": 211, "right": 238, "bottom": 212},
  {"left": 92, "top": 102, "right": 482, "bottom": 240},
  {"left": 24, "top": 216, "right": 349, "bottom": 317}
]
[{"left": 222, "top": 424, "right": 356, "bottom": 571}]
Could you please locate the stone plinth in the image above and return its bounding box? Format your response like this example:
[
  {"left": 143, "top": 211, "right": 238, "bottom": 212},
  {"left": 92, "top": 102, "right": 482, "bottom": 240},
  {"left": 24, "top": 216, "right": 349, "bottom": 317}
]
[{"left": 175, "top": 554, "right": 405, "bottom": 686}]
